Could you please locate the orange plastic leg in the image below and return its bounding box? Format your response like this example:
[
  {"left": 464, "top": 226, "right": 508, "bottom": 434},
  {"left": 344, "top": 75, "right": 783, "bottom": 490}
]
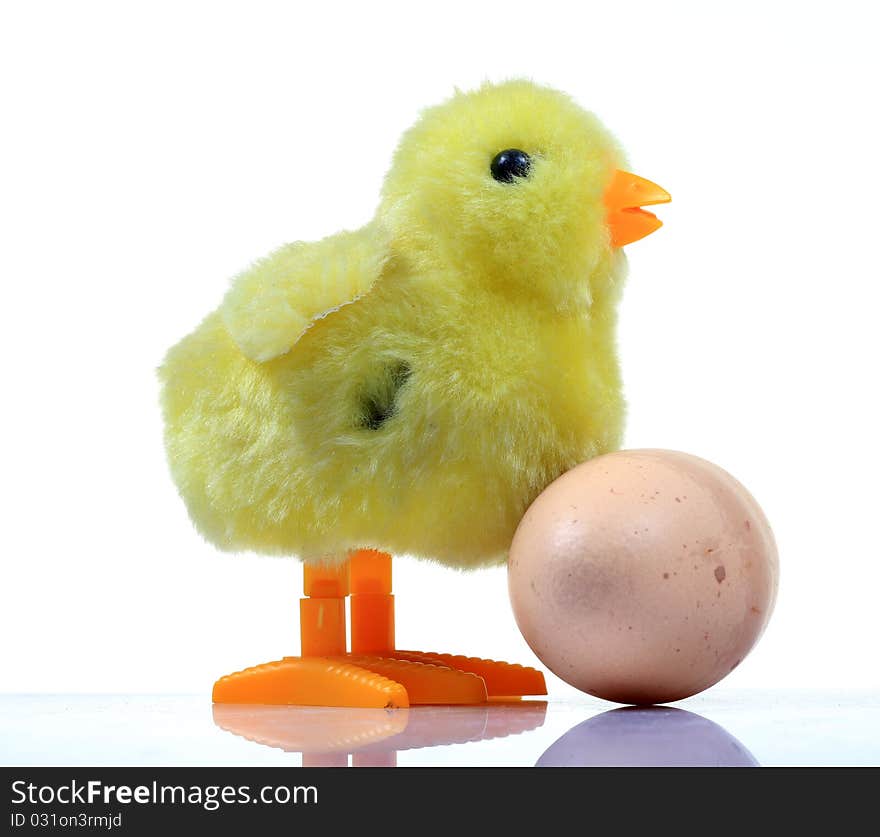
[
  {"left": 350, "top": 549, "right": 395, "bottom": 654},
  {"left": 350, "top": 594, "right": 395, "bottom": 654},
  {"left": 349, "top": 549, "right": 392, "bottom": 595},
  {"left": 299, "top": 598, "right": 346, "bottom": 657},
  {"left": 213, "top": 552, "right": 546, "bottom": 707},
  {"left": 303, "top": 560, "right": 349, "bottom": 598},
  {"left": 215, "top": 561, "right": 400, "bottom": 708},
  {"left": 300, "top": 560, "right": 348, "bottom": 657}
]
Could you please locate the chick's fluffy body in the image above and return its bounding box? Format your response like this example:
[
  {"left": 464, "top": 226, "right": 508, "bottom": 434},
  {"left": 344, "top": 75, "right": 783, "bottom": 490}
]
[{"left": 160, "top": 81, "right": 628, "bottom": 569}]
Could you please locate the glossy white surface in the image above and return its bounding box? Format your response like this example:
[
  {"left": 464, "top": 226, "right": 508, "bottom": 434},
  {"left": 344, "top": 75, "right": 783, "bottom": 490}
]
[{"left": 2, "top": 691, "right": 877, "bottom": 766}]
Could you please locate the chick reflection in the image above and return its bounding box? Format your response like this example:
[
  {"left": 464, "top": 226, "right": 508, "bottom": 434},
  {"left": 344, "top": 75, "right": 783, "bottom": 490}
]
[
  {"left": 536, "top": 707, "right": 758, "bottom": 767},
  {"left": 214, "top": 702, "right": 547, "bottom": 767}
]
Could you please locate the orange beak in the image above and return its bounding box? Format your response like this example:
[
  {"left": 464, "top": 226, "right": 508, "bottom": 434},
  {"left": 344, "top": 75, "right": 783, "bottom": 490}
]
[{"left": 604, "top": 170, "right": 671, "bottom": 247}]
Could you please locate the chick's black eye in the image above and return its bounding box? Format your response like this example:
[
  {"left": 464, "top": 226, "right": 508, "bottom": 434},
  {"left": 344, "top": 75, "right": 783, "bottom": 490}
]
[{"left": 491, "top": 149, "right": 531, "bottom": 183}]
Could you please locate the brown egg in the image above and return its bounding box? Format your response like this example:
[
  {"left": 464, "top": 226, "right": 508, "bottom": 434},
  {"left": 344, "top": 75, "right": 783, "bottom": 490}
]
[{"left": 508, "top": 450, "right": 779, "bottom": 704}]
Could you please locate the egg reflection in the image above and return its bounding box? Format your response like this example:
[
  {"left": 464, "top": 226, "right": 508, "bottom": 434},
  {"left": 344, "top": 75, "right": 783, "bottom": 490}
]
[{"left": 536, "top": 706, "right": 758, "bottom": 767}]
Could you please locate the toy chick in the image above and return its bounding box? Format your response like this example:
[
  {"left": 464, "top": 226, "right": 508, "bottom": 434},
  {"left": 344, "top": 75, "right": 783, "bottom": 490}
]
[{"left": 160, "top": 80, "right": 669, "bottom": 707}]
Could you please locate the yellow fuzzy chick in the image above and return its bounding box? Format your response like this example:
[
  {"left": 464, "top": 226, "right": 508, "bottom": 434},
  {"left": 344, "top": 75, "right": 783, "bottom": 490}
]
[{"left": 160, "top": 80, "right": 669, "bottom": 707}]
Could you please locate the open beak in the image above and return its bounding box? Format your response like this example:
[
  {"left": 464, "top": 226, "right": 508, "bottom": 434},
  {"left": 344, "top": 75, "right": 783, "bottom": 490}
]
[{"left": 604, "top": 170, "right": 671, "bottom": 247}]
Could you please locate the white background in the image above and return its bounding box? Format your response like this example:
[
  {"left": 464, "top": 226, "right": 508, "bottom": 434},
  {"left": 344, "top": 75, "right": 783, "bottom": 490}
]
[{"left": 1, "top": 0, "right": 878, "bottom": 698}]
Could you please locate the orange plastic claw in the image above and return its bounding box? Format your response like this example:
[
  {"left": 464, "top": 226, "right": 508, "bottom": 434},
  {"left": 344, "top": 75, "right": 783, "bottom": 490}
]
[
  {"left": 394, "top": 651, "right": 547, "bottom": 698},
  {"left": 212, "top": 657, "right": 410, "bottom": 708},
  {"left": 339, "top": 655, "right": 488, "bottom": 705}
]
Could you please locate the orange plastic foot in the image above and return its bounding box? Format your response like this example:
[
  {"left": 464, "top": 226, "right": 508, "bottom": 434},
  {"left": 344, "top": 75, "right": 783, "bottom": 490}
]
[
  {"left": 393, "top": 651, "right": 547, "bottom": 698},
  {"left": 212, "top": 657, "right": 409, "bottom": 708},
  {"left": 338, "top": 655, "right": 488, "bottom": 705}
]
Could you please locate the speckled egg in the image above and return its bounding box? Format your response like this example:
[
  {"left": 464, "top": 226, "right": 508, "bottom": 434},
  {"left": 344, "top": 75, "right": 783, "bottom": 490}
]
[{"left": 508, "top": 449, "right": 779, "bottom": 704}]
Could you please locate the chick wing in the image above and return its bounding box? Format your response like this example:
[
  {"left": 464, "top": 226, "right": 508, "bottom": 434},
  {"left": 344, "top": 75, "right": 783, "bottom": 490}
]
[{"left": 221, "top": 222, "right": 390, "bottom": 363}]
